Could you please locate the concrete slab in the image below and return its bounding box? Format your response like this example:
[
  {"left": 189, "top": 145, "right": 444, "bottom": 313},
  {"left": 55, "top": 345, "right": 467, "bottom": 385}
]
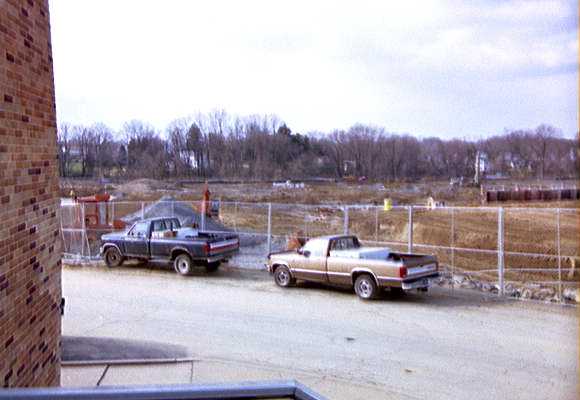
[
  {"left": 191, "top": 360, "right": 287, "bottom": 383},
  {"left": 61, "top": 365, "right": 106, "bottom": 387},
  {"left": 99, "top": 362, "right": 193, "bottom": 386}
]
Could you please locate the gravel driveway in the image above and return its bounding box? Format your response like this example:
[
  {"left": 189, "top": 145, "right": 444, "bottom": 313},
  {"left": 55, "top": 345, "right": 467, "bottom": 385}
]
[{"left": 62, "top": 264, "right": 578, "bottom": 399}]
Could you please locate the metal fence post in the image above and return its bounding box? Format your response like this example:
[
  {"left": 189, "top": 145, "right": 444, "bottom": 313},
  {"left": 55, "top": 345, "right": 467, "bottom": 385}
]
[
  {"left": 267, "top": 203, "right": 272, "bottom": 255},
  {"left": 451, "top": 207, "right": 455, "bottom": 293},
  {"left": 556, "top": 208, "right": 562, "bottom": 303},
  {"left": 408, "top": 206, "right": 413, "bottom": 253},
  {"left": 80, "top": 202, "right": 86, "bottom": 259},
  {"left": 343, "top": 206, "right": 349, "bottom": 235},
  {"left": 497, "top": 207, "right": 505, "bottom": 296},
  {"left": 233, "top": 202, "right": 238, "bottom": 232},
  {"left": 374, "top": 206, "right": 379, "bottom": 242}
]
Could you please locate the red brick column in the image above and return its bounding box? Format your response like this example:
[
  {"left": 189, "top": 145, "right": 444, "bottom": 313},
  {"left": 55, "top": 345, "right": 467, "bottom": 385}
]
[{"left": 0, "top": 0, "right": 61, "bottom": 387}]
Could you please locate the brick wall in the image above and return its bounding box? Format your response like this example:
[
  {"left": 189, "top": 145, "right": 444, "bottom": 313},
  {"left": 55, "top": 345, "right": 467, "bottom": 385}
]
[{"left": 0, "top": 0, "right": 61, "bottom": 388}]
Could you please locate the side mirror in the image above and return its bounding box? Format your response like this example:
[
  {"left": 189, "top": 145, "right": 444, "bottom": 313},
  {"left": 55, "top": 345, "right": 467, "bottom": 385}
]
[{"left": 303, "top": 250, "right": 311, "bottom": 258}]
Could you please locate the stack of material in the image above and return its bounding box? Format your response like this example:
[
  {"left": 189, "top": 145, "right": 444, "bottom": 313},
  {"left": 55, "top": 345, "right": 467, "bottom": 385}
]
[{"left": 121, "top": 196, "right": 229, "bottom": 233}]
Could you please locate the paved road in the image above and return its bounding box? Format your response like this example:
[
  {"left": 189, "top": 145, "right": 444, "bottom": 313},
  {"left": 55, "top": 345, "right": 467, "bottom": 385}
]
[{"left": 62, "top": 264, "right": 578, "bottom": 399}]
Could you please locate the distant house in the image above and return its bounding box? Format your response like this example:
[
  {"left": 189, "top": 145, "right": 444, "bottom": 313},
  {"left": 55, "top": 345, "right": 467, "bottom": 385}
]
[
  {"left": 475, "top": 151, "right": 488, "bottom": 175},
  {"left": 179, "top": 150, "right": 198, "bottom": 169}
]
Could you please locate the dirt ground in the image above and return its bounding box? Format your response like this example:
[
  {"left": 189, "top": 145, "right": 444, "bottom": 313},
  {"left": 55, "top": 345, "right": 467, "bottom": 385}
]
[
  {"left": 62, "top": 264, "right": 579, "bottom": 400},
  {"left": 61, "top": 177, "right": 580, "bottom": 207}
]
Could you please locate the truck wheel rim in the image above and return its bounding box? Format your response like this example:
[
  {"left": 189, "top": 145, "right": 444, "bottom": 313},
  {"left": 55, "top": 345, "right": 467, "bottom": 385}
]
[
  {"left": 108, "top": 253, "right": 118, "bottom": 263},
  {"left": 178, "top": 259, "right": 188, "bottom": 272},
  {"left": 277, "top": 270, "right": 289, "bottom": 285},
  {"left": 358, "top": 280, "right": 372, "bottom": 297}
]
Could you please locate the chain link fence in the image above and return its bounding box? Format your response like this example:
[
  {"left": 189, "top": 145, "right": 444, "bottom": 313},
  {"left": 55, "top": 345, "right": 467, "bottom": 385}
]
[{"left": 60, "top": 200, "right": 580, "bottom": 303}]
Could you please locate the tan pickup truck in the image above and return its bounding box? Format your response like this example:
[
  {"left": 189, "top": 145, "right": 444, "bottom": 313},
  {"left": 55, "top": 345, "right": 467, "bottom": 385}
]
[{"left": 267, "top": 235, "right": 439, "bottom": 300}]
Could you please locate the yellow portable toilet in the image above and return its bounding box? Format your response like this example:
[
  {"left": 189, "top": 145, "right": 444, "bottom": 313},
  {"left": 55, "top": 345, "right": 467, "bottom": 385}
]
[{"left": 383, "top": 198, "right": 392, "bottom": 211}]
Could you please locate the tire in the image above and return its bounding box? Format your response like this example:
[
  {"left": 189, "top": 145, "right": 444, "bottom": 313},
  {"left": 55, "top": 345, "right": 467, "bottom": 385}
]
[
  {"left": 174, "top": 254, "right": 194, "bottom": 276},
  {"left": 104, "top": 247, "right": 124, "bottom": 268},
  {"left": 354, "top": 274, "right": 379, "bottom": 300},
  {"left": 273, "top": 265, "right": 294, "bottom": 288},
  {"left": 205, "top": 261, "right": 220, "bottom": 272}
]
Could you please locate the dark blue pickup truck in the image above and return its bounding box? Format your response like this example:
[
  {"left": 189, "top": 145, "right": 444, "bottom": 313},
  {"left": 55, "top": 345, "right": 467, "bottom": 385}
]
[{"left": 100, "top": 217, "right": 239, "bottom": 275}]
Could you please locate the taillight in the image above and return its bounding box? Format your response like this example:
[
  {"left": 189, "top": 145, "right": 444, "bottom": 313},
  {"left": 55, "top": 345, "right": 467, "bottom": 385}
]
[
  {"left": 399, "top": 266, "right": 407, "bottom": 278},
  {"left": 204, "top": 243, "right": 211, "bottom": 255}
]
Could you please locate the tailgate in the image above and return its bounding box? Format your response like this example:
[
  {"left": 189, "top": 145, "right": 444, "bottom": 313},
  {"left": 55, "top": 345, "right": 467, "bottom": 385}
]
[
  {"left": 402, "top": 254, "right": 438, "bottom": 278},
  {"left": 208, "top": 236, "right": 239, "bottom": 255},
  {"left": 406, "top": 262, "right": 438, "bottom": 277}
]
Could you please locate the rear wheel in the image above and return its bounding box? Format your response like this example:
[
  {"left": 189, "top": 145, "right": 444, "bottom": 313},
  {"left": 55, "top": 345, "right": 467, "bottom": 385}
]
[
  {"left": 104, "top": 247, "right": 124, "bottom": 268},
  {"left": 274, "top": 265, "right": 294, "bottom": 287},
  {"left": 174, "top": 254, "right": 194, "bottom": 276},
  {"left": 354, "top": 274, "right": 378, "bottom": 300},
  {"left": 205, "top": 261, "right": 220, "bottom": 272}
]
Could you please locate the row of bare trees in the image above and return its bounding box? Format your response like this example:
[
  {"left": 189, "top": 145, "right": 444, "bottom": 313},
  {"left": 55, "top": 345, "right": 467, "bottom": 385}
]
[{"left": 57, "top": 111, "right": 578, "bottom": 182}]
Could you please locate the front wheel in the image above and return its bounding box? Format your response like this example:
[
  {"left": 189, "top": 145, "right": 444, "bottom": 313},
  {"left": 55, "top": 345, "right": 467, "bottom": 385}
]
[
  {"left": 354, "top": 274, "right": 379, "bottom": 300},
  {"left": 274, "top": 265, "right": 295, "bottom": 287},
  {"left": 104, "top": 247, "right": 124, "bottom": 268},
  {"left": 174, "top": 254, "right": 194, "bottom": 276}
]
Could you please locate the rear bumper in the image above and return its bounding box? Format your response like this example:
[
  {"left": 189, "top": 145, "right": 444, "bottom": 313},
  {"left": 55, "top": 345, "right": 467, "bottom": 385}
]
[
  {"left": 401, "top": 273, "right": 440, "bottom": 290},
  {"left": 203, "top": 248, "right": 239, "bottom": 263},
  {"left": 377, "top": 272, "right": 440, "bottom": 290}
]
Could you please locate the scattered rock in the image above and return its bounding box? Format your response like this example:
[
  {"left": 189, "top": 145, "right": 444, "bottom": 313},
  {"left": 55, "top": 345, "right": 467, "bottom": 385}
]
[{"left": 563, "top": 288, "right": 580, "bottom": 303}]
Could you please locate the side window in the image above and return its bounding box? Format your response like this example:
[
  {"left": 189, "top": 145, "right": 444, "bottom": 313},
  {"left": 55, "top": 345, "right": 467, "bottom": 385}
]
[
  {"left": 330, "top": 239, "right": 345, "bottom": 250},
  {"left": 169, "top": 219, "right": 181, "bottom": 230},
  {"left": 330, "top": 237, "right": 359, "bottom": 251},
  {"left": 129, "top": 222, "right": 149, "bottom": 238},
  {"left": 302, "top": 239, "right": 327, "bottom": 257},
  {"left": 152, "top": 220, "right": 167, "bottom": 232}
]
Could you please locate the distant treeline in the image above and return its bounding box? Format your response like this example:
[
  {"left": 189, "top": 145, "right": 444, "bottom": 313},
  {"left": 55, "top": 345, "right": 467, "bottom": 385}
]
[{"left": 57, "top": 111, "right": 579, "bottom": 182}]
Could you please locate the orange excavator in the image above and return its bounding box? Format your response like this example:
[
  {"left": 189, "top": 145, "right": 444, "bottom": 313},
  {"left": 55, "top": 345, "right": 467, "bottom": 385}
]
[{"left": 73, "top": 192, "right": 126, "bottom": 230}]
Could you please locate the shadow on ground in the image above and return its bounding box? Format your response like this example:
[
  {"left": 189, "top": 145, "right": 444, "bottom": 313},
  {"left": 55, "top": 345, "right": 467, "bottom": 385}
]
[
  {"left": 293, "top": 280, "right": 517, "bottom": 308},
  {"left": 62, "top": 336, "right": 190, "bottom": 363}
]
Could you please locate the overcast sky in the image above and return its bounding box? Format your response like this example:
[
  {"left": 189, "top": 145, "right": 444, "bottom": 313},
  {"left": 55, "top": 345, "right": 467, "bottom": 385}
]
[{"left": 49, "top": 0, "right": 578, "bottom": 138}]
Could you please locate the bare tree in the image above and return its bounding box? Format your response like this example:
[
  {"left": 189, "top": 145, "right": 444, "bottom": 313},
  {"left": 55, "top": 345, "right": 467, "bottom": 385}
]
[
  {"left": 530, "top": 124, "right": 559, "bottom": 180},
  {"left": 57, "top": 123, "right": 72, "bottom": 177}
]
